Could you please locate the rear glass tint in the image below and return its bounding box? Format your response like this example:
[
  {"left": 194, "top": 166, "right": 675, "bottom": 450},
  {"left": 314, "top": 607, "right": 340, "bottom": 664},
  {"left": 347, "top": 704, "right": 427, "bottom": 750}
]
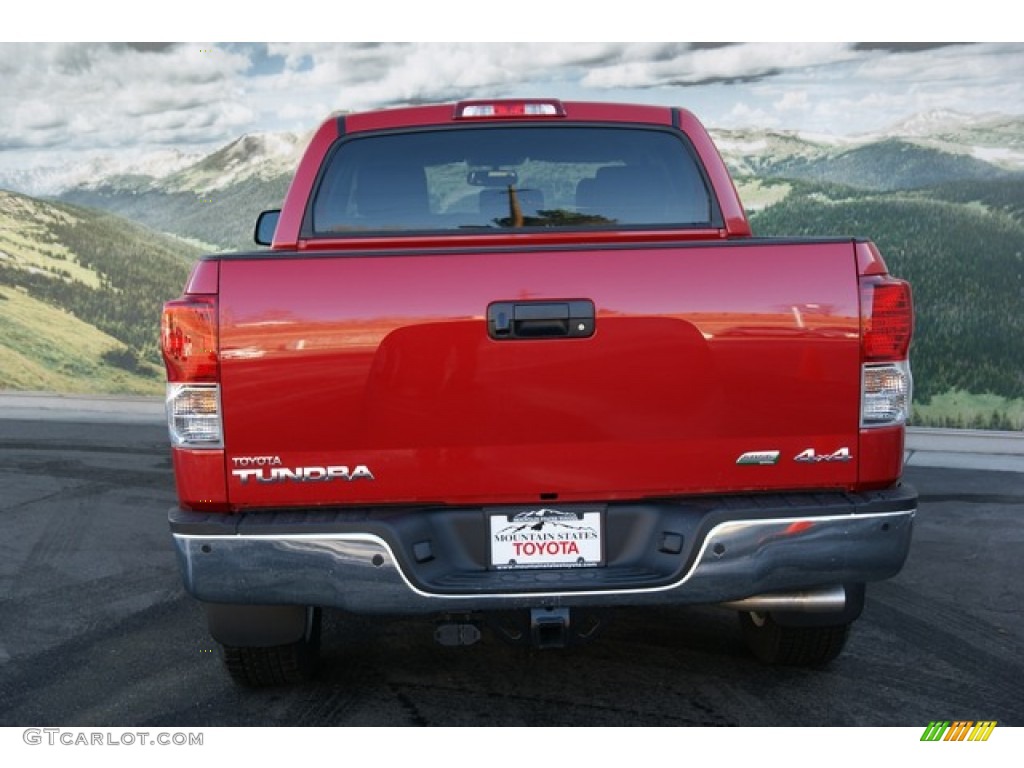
[{"left": 311, "top": 126, "right": 712, "bottom": 234}]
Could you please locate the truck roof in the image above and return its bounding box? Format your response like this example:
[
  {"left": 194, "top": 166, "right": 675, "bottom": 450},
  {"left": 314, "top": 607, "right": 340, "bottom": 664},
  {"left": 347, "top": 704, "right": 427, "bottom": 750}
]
[{"left": 337, "top": 99, "right": 678, "bottom": 133}]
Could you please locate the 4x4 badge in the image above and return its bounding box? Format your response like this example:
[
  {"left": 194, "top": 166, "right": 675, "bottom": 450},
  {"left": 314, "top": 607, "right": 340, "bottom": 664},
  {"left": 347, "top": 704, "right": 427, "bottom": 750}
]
[{"left": 795, "top": 447, "right": 852, "bottom": 463}]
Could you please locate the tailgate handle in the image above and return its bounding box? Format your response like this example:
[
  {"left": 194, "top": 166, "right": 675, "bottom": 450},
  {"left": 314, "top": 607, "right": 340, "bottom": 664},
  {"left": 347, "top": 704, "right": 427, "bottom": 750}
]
[{"left": 487, "top": 300, "right": 595, "bottom": 340}]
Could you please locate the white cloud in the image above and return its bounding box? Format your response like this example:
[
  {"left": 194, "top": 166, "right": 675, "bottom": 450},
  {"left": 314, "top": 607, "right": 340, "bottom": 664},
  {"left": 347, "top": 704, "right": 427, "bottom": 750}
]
[
  {"left": 723, "top": 102, "right": 783, "bottom": 130},
  {"left": 775, "top": 90, "right": 810, "bottom": 112},
  {"left": 0, "top": 41, "right": 1021, "bottom": 176},
  {"left": 581, "top": 43, "right": 856, "bottom": 88},
  {"left": 0, "top": 43, "right": 253, "bottom": 152},
  {"left": 255, "top": 43, "right": 624, "bottom": 109}
]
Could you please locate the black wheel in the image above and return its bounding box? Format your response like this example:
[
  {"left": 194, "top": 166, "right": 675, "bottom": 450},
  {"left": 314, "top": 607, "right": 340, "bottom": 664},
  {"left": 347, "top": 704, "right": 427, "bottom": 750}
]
[
  {"left": 739, "top": 610, "right": 850, "bottom": 667},
  {"left": 220, "top": 607, "right": 322, "bottom": 687}
]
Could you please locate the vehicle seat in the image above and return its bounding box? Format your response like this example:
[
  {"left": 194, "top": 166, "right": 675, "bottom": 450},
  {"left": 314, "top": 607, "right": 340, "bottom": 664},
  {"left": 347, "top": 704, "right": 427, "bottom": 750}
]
[
  {"left": 576, "top": 165, "right": 709, "bottom": 224},
  {"left": 352, "top": 162, "right": 431, "bottom": 229}
]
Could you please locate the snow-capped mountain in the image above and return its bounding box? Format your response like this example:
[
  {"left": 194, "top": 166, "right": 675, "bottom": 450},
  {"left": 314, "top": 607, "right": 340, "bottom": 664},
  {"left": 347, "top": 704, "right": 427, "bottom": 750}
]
[
  {"left": 877, "top": 111, "right": 1024, "bottom": 169},
  {"left": 52, "top": 131, "right": 312, "bottom": 251},
  {"left": 883, "top": 109, "right": 983, "bottom": 139},
  {"left": 709, "top": 129, "right": 834, "bottom": 177},
  {"left": 0, "top": 148, "right": 204, "bottom": 197},
  {"left": 0, "top": 131, "right": 310, "bottom": 199},
  {"left": 711, "top": 111, "right": 1024, "bottom": 187},
  {"left": 155, "top": 132, "right": 309, "bottom": 194}
]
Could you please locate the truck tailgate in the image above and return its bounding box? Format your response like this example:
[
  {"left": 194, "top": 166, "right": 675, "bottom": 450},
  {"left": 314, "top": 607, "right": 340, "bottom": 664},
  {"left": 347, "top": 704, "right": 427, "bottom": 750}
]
[{"left": 218, "top": 240, "right": 860, "bottom": 508}]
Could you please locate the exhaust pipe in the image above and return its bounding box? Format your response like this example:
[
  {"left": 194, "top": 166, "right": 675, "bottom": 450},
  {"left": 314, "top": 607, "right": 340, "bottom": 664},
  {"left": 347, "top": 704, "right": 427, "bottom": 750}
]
[{"left": 719, "top": 585, "right": 847, "bottom": 613}]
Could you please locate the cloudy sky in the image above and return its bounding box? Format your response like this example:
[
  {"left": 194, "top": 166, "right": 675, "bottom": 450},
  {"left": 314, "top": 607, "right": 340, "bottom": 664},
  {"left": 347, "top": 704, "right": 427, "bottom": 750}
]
[{"left": 1, "top": 40, "right": 1022, "bottom": 176}]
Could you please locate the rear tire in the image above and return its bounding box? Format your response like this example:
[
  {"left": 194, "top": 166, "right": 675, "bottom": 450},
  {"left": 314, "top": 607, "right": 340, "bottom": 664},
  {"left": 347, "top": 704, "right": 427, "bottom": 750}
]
[
  {"left": 220, "top": 608, "right": 322, "bottom": 687},
  {"left": 739, "top": 610, "right": 850, "bottom": 667}
]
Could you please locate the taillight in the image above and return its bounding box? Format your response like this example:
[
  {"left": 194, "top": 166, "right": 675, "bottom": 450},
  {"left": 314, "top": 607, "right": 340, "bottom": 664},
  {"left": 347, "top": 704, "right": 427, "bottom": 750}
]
[
  {"left": 161, "top": 297, "right": 218, "bottom": 382},
  {"left": 861, "top": 278, "right": 913, "bottom": 361},
  {"left": 861, "top": 362, "right": 911, "bottom": 426},
  {"left": 860, "top": 277, "right": 913, "bottom": 427},
  {"left": 166, "top": 383, "right": 222, "bottom": 448},
  {"left": 162, "top": 296, "right": 222, "bottom": 448}
]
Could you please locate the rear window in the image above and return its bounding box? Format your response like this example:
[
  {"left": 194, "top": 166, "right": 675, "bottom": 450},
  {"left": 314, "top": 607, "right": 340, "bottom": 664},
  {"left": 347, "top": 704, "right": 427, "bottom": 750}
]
[{"left": 310, "top": 126, "right": 713, "bottom": 234}]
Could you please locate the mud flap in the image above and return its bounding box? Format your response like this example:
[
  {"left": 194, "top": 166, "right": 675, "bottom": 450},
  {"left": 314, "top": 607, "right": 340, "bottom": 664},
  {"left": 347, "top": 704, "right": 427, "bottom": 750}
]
[{"left": 205, "top": 603, "right": 311, "bottom": 647}]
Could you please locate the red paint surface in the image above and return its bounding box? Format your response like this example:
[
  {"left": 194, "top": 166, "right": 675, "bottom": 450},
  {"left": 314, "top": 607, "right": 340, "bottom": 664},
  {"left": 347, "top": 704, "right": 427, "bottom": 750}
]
[
  {"left": 858, "top": 427, "right": 906, "bottom": 488},
  {"left": 217, "top": 242, "right": 864, "bottom": 508},
  {"left": 172, "top": 449, "right": 229, "bottom": 511}
]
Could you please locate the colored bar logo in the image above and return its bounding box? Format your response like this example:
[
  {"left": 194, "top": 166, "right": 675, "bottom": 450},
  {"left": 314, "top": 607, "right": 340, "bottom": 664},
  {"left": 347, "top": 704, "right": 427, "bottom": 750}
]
[{"left": 921, "top": 721, "right": 997, "bottom": 741}]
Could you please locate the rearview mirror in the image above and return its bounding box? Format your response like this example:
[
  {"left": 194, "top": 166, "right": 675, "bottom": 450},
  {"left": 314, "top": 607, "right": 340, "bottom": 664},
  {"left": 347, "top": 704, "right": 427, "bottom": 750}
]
[
  {"left": 254, "top": 210, "right": 281, "bottom": 246},
  {"left": 468, "top": 169, "right": 519, "bottom": 187}
]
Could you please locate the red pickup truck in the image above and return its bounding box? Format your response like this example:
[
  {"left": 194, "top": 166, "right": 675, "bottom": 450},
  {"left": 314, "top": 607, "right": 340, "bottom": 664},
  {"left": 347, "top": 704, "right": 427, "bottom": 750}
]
[{"left": 161, "top": 99, "right": 916, "bottom": 686}]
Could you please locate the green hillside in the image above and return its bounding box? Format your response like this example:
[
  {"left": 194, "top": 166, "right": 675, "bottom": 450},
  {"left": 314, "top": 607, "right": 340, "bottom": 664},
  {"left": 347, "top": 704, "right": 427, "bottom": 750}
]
[
  {"left": 60, "top": 172, "right": 290, "bottom": 252},
  {"left": 0, "top": 190, "right": 200, "bottom": 393},
  {"left": 761, "top": 139, "right": 1009, "bottom": 191},
  {"left": 923, "top": 176, "right": 1024, "bottom": 220},
  {"left": 0, "top": 289, "right": 163, "bottom": 394}
]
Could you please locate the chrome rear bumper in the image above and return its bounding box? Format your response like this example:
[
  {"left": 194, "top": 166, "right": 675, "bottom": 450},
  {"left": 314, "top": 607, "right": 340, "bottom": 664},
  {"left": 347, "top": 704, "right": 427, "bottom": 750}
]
[{"left": 171, "top": 498, "right": 915, "bottom": 613}]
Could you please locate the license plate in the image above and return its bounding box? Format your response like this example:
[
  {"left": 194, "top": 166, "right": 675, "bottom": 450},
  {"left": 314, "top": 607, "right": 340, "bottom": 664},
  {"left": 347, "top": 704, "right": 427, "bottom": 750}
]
[{"left": 489, "top": 508, "right": 603, "bottom": 570}]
